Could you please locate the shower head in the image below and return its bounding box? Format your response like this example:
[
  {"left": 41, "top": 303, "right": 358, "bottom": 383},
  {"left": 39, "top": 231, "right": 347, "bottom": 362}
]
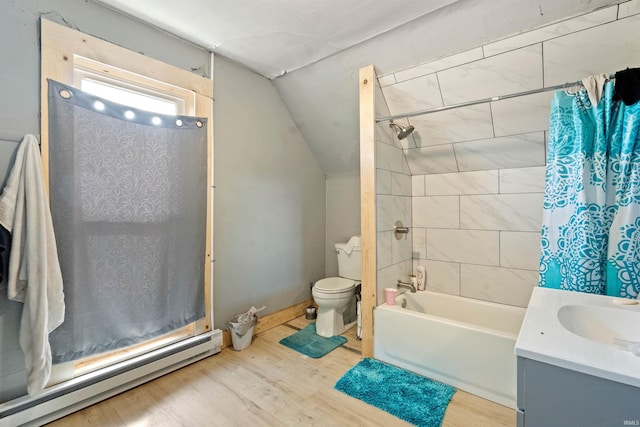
[{"left": 389, "top": 120, "right": 415, "bottom": 140}]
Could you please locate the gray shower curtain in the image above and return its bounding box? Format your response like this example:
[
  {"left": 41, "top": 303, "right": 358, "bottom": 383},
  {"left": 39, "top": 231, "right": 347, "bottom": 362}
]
[{"left": 47, "top": 80, "right": 207, "bottom": 363}]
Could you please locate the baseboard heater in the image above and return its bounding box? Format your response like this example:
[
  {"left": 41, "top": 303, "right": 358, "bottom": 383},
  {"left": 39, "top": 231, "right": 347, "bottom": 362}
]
[{"left": 0, "top": 329, "right": 222, "bottom": 427}]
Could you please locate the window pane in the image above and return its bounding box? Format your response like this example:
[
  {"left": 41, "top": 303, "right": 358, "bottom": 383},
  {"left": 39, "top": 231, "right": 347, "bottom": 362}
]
[{"left": 80, "top": 79, "right": 177, "bottom": 115}]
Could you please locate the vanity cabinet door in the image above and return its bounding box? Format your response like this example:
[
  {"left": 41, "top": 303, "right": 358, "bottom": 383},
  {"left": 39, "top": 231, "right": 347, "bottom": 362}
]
[{"left": 517, "top": 357, "right": 640, "bottom": 427}]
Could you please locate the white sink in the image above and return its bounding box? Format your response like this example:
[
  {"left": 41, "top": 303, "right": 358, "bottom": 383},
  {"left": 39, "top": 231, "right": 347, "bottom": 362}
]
[
  {"left": 558, "top": 304, "right": 640, "bottom": 350},
  {"left": 516, "top": 287, "right": 640, "bottom": 388}
]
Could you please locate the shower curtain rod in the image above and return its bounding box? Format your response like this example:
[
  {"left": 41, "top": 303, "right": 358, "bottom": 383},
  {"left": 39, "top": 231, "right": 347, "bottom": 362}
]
[{"left": 376, "top": 74, "right": 616, "bottom": 123}]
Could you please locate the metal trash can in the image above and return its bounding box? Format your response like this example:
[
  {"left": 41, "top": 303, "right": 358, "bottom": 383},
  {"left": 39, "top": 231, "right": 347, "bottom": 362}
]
[{"left": 228, "top": 314, "right": 257, "bottom": 351}]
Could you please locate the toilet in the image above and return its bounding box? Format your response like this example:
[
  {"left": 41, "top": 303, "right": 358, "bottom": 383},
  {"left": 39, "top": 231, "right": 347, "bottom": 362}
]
[{"left": 312, "top": 239, "right": 361, "bottom": 338}]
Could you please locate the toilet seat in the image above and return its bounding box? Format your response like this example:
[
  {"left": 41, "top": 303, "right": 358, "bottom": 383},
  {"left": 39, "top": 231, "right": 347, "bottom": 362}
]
[{"left": 314, "top": 277, "right": 356, "bottom": 294}]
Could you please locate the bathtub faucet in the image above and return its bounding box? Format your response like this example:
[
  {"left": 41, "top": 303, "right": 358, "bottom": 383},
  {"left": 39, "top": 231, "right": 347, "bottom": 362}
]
[{"left": 397, "top": 280, "right": 417, "bottom": 293}]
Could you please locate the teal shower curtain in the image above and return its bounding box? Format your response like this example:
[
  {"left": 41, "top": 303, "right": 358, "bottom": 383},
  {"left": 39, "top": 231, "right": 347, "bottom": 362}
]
[{"left": 539, "top": 81, "right": 640, "bottom": 298}]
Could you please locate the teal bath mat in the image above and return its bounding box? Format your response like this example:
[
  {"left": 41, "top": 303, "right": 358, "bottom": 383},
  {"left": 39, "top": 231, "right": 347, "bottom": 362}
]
[
  {"left": 279, "top": 323, "right": 347, "bottom": 358},
  {"left": 335, "top": 358, "right": 456, "bottom": 427}
]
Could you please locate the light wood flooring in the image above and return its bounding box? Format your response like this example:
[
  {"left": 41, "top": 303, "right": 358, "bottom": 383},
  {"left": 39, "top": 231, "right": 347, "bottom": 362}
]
[{"left": 48, "top": 317, "right": 515, "bottom": 426}]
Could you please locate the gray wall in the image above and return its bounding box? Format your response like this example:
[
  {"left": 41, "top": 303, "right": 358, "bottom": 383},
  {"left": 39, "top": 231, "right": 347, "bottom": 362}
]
[
  {"left": 325, "top": 174, "right": 361, "bottom": 277},
  {"left": 0, "top": 0, "right": 210, "bottom": 138},
  {"left": 213, "top": 56, "right": 326, "bottom": 326},
  {"left": 0, "top": 0, "right": 326, "bottom": 404},
  {"left": 0, "top": 0, "right": 210, "bottom": 404}
]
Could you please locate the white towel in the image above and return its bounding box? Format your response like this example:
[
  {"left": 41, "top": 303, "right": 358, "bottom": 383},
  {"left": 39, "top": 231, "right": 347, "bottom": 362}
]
[
  {"left": 343, "top": 235, "right": 361, "bottom": 255},
  {"left": 0, "top": 134, "right": 65, "bottom": 396},
  {"left": 582, "top": 74, "right": 609, "bottom": 107}
]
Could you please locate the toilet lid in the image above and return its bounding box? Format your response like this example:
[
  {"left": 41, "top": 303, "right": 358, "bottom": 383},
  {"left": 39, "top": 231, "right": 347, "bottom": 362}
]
[{"left": 314, "top": 277, "right": 356, "bottom": 293}]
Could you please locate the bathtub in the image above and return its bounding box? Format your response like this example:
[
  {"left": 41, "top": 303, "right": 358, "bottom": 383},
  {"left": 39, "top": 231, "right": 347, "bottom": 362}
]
[{"left": 374, "top": 290, "right": 525, "bottom": 408}]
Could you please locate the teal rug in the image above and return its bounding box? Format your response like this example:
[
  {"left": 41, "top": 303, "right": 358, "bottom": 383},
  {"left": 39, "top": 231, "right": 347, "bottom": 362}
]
[
  {"left": 335, "top": 358, "right": 456, "bottom": 427},
  {"left": 279, "top": 323, "right": 347, "bottom": 358}
]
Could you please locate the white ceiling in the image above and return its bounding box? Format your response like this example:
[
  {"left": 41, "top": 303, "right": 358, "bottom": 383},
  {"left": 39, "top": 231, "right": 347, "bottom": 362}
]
[{"left": 95, "top": 0, "right": 459, "bottom": 79}]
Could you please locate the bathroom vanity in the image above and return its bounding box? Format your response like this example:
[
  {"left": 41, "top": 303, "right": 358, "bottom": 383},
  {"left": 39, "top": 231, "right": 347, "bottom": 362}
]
[{"left": 515, "top": 288, "right": 640, "bottom": 427}]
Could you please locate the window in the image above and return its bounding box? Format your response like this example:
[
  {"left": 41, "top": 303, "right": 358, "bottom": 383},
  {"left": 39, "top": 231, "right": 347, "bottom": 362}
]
[
  {"left": 40, "top": 19, "right": 213, "bottom": 380},
  {"left": 80, "top": 78, "right": 178, "bottom": 115},
  {"left": 72, "top": 56, "right": 195, "bottom": 116}
]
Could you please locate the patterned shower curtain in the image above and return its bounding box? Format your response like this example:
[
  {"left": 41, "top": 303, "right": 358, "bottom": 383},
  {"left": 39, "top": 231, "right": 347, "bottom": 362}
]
[
  {"left": 47, "top": 80, "right": 207, "bottom": 362},
  {"left": 539, "top": 81, "right": 640, "bottom": 298}
]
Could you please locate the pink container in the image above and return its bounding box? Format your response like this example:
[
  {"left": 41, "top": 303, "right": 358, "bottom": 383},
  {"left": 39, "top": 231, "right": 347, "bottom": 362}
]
[{"left": 384, "top": 288, "right": 398, "bottom": 305}]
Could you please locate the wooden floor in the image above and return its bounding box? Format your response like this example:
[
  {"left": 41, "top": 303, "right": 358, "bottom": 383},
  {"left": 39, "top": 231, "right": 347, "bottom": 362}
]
[{"left": 48, "top": 318, "right": 515, "bottom": 426}]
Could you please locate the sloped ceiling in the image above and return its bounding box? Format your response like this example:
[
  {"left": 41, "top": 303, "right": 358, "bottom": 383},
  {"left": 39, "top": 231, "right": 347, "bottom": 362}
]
[
  {"left": 94, "top": 0, "right": 460, "bottom": 79},
  {"left": 95, "top": 0, "right": 621, "bottom": 176}
]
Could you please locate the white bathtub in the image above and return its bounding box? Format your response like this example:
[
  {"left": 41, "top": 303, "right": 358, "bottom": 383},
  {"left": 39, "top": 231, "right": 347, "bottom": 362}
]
[{"left": 374, "top": 290, "right": 525, "bottom": 408}]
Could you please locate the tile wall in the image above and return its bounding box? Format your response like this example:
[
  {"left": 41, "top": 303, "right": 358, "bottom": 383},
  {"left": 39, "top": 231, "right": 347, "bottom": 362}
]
[
  {"left": 377, "top": 1, "right": 640, "bottom": 307},
  {"left": 375, "top": 82, "right": 413, "bottom": 305}
]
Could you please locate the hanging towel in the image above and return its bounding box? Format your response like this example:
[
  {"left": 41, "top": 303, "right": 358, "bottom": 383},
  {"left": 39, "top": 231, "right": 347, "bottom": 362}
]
[
  {"left": 0, "top": 134, "right": 65, "bottom": 396},
  {"left": 614, "top": 68, "right": 640, "bottom": 106},
  {"left": 0, "top": 225, "right": 9, "bottom": 287},
  {"left": 581, "top": 74, "right": 609, "bottom": 107},
  {"left": 343, "top": 235, "right": 361, "bottom": 255}
]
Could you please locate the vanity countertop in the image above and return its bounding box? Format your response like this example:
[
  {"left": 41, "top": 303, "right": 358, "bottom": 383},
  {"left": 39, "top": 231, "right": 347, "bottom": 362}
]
[{"left": 515, "top": 287, "right": 640, "bottom": 387}]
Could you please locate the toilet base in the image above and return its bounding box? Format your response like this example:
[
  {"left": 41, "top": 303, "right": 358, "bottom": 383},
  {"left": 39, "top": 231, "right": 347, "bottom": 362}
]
[{"left": 316, "top": 310, "right": 357, "bottom": 338}]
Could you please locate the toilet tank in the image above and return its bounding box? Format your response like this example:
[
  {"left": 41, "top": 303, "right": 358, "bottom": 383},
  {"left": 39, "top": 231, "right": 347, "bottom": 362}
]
[{"left": 335, "top": 242, "right": 362, "bottom": 281}]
